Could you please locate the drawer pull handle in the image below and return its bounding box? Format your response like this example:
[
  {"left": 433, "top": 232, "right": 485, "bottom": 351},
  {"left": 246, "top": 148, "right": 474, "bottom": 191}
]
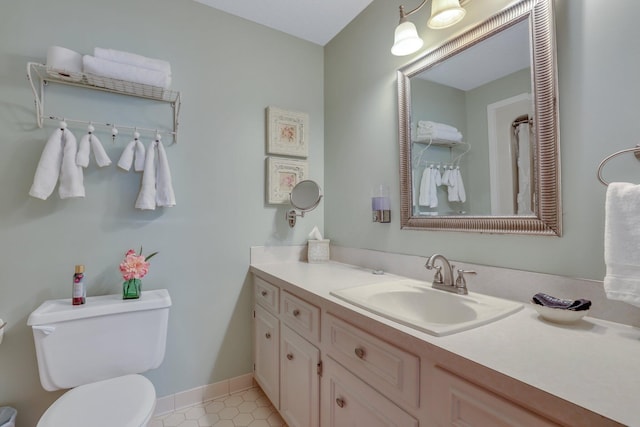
[
  {"left": 354, "top": 347, "right": 366, "bottom": 359},
  {"left": 336, "top": 397, "right": 345, "bottom": 408},
  {"left": 261, "top": 290, "right": 268, "bottom": 297},
  {"left": 293, "top": 309, "right": 300, "bottom": 316},
  {"left": 286, "top": 353, "right": 294, "bottom": 360},
  {"left": 265, "top": 332, "right": 271, "bottom": 339}
]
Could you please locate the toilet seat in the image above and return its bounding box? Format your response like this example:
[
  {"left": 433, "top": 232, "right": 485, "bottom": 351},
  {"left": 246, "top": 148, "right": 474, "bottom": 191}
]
[{"left": 37, "top": 374, "right": 156, "bottom": 427}]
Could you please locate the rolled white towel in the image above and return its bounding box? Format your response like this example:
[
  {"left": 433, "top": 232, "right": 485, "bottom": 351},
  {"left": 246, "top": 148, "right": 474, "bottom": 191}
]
[
  {"left": 155, "top": 139, "right": 175, "bottom": 207},
  {"left": 29, "top": 128, "right": 65, "bottom": 200},
  {"left": 94, "top": 47, "right": 171, "bottom": 76},
  {"left": 58, "top": 129, "right": 85, "bottom": 199},
  {"left": 135, "top": 140, "right": 157, "bottom": 210},
  {"left": 83, "top": 55, "right": 171, "bottom": 89}
]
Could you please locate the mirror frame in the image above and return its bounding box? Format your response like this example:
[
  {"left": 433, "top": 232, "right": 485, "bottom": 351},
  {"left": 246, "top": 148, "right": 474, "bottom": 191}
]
[{"left": 397, "top": 0, "right": 561, "bottom": 235}]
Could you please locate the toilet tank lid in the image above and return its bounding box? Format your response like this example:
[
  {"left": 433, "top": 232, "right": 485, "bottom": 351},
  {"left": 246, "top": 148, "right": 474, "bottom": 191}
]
[{"left": 28, "top": 289, "right": 171, "bottom": 326}]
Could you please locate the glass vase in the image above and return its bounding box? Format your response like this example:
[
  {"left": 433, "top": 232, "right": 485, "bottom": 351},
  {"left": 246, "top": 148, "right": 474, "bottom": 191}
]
[{"left": 123, "top": 278, "right": 141, "bottom": 299}]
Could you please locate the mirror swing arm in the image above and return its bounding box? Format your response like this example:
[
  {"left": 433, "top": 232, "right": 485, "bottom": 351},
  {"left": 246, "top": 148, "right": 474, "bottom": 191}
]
[
  {"left": 286, "top": 180, "right": 323, "bottom": 228},
  {"left": 397, "top": 0, "right": 561, "bottom": 235}
]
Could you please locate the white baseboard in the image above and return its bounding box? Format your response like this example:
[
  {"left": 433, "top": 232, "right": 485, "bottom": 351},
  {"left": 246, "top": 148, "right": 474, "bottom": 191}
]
[{"left": 154, "top": 373, "right": 255, "bottom": 416}]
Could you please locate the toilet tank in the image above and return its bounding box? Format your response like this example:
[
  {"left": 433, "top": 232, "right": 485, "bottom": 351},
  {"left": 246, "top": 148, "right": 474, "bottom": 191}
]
[{"left": 27, "top": 289, "right": 171, "bottom": 391}]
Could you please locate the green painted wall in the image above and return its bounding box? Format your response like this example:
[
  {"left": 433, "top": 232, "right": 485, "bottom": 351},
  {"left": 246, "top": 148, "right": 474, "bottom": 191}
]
[{"left": 0, "top": 0, "right": 323, "bottom": 425}]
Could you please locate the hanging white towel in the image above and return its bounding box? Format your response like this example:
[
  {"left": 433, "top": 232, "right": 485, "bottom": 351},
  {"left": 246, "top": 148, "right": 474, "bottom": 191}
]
[
  {"left": 155, "top": 140, "right": 175, "bottom": 207},
  {"left": 603, "top": 182, "right": 640, "bottom": 307},
  {"left": 29, "top": 128, "right": 65, "bottom": 200},
  {"left": 117, "top": 138, "right": 146, "bottom": 172},
  {"left": 58, "top": 129, "right": 85, "bottom": 199},
  {"left": 77, "top": 133, "right": 111, "bottom": 168},
  {"left": 447, "top": 167, "right": 459, "bottom": 202},
  {"left": 441, "top": 167, "right": 451, "bottom": 187},
  {"left": 429, "top": 167, "right": 440, "bottom": 208},
  {"left": 456, "top": 168, "right": 466, "bottom": 203},
  {"left": 135, "top": 140, "right": 157, "bottom": 210},
  {"left": 418, "top": 167, "right": 431, "bottom": 206}
]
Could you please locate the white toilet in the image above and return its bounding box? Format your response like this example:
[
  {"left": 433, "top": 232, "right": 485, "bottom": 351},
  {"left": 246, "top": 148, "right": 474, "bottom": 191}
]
[{"left": 27, "top": 289, "right": 171, "bottom": 427}]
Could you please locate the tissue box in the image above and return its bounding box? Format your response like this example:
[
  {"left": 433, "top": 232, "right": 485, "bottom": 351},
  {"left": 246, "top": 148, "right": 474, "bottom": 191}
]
[{"left": 308, "top": 239, "right": 330, "bottom": 263}]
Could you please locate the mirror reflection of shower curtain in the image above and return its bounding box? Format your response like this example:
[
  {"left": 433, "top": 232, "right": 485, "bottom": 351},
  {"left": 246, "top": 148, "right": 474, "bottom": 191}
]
[{"left": 512, "top": 119, "right": 534, "bottom": 215}]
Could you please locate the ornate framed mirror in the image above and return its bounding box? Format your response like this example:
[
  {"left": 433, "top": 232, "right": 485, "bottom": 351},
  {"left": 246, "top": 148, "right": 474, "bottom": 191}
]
[{"left": 397, "top": 0, "right": 560, "bottom": 235}]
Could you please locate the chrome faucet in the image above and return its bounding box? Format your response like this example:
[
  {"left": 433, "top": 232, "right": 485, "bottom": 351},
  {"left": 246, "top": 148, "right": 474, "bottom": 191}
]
[{"left": 425, "top": 254, "right": 476, "bottom": 295}]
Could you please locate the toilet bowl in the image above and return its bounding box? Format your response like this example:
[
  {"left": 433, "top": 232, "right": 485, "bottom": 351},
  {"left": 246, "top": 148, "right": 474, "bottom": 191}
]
[{"left": 28, "top": 290, "right": 171, "bottom": 427}]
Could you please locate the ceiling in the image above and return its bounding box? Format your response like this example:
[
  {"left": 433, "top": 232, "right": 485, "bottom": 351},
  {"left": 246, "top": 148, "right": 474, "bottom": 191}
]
[{"left": 193, "top": 0, "right": 375, "bottom": 46}]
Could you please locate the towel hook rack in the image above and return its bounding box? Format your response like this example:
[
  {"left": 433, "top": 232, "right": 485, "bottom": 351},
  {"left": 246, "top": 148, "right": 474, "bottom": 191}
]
[{"left": 596, "top": 145, "right": 640, "bottom": 186}]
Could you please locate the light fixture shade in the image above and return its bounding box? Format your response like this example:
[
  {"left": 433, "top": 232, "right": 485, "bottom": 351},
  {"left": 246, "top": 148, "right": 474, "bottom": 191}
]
[
  {"left": 427, "top": 0, "right": 466, "bottom": 29},
  {"left": 391, "top": 21, "right": 424, "bottom": 56}
]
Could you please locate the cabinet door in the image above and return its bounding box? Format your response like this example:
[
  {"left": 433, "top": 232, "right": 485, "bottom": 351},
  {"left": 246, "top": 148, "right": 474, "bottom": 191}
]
[
  {"left": 280, "top": 325, "right": 320, "bottom": 427},
  {"left": 254, "top": 304, "right": 279, "bottom": 408},
  {"left": 322, "top": 358, "right": 418, "bottom": 427},
  {"left": 431, "top": 366, "right": 560, "bottom": 427}
]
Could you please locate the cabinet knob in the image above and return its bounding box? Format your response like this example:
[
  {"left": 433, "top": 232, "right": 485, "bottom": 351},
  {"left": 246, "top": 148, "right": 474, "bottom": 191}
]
[
  {"left": 292, "top": 309, "right": 300, "bottom": 317},
  {"left": 261, "top": 290, "right": 268, "bottom": 297},
  {"left": 265, "top": 332, "right": 271, "bottom": 339},
  {"left": 354, "top": 347, "right": 366, "bottom": 359},
  {"left": 336, "top": 397, "right": 345, "bottom": 408},
  {"left": 286, "top": 353, "right": 294, "bottom": 360}
]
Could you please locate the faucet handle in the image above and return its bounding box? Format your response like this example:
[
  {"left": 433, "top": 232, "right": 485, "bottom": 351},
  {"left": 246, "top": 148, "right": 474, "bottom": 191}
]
[
  {"left": 455, "top": 269, "right": 477, "bottom": 294},
  {"left": 432, "top": 265, "right": 443, "bottom": 284}
]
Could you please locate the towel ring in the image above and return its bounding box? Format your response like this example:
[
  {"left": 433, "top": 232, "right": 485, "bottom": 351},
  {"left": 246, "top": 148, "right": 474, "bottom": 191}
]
[{"left": 596, "top": 145, "right": 640, "bottom": 186}]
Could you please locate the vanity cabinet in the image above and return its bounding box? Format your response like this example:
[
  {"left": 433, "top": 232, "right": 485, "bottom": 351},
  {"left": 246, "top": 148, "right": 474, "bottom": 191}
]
[{"left": 253, "top": 276, "right": 321, "bottom": 427}]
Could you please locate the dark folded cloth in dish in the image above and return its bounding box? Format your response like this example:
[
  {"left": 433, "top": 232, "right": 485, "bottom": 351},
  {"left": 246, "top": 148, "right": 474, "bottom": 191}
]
[{"left": 532, "top": 292, "right": 592, "bottom": 311}]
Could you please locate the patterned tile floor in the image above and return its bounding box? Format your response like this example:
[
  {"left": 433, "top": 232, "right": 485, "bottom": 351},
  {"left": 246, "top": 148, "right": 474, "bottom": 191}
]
[{"left": 150, "top": 387, "right": 288, "bottom": 427}]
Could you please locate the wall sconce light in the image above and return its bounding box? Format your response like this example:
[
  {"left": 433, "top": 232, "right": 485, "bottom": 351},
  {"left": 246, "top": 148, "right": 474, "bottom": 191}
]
[
  {"left": 391, "top": 0, "right": 469, "bottom": 56},
  {"left": 372, "top": 185, "right": 391, "bottom": 223}
]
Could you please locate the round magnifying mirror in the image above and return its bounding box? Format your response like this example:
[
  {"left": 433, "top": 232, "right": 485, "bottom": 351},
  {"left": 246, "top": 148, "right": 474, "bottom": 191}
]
[
  {"left": 287, "top": 180, "right": 323, "bottom": 227},
  {"left": 290, "top": 180, "right": 322, "bottom": 211}
]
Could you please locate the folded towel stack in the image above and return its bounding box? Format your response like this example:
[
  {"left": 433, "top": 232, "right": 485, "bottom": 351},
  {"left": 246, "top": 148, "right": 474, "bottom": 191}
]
[
  {"left": 416, "top": 120, "right": 463, "bottom": 142},
  {"left": 83, "top": 47, "right": 172, "bottom": 89},
  {"left": 532, "top": 293, "right": 592, "bottom": 311}
]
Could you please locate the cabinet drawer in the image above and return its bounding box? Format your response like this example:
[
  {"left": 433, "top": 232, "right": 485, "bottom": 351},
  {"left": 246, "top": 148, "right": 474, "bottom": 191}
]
[
  {"left": 254, "top": 276, "right": 279, "bottom": 313},
  {"left": 430, "top": 367, "right": 559, "bottom": 427},
  {"left": 322, "top": 357, "right": 418, "bottom": 427},
  {"left": 281, "top": 291, "right": 320, "bottom": 342},
  {"left": 324, "top": 314, "right": 420, "bottom": 409}
]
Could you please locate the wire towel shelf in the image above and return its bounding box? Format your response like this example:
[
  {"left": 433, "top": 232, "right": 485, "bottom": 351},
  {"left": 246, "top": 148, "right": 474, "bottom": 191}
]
[{"left": 596, "top": 145, "right": 640, "bottom": 186}]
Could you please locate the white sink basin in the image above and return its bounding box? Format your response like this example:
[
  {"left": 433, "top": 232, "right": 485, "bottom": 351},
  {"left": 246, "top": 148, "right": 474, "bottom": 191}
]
[{"left": 330, "top": 279, "right": 522, "bottom": 336}]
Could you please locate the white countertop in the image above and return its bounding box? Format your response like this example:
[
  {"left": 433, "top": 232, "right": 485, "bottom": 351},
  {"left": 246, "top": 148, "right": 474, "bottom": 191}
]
[{"left": 250, "top": 260, "right": 640, "bottom": 427}]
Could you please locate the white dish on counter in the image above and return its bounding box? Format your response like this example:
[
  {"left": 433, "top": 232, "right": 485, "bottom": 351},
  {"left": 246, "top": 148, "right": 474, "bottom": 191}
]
[{"left": 531, "top": 303, "right": 589, "bottom": 323}]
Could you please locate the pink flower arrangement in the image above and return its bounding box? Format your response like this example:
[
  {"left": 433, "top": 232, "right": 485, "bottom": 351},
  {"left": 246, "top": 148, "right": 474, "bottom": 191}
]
[{"left": 119, "top": 248, "right": 158, "bottom": 281}]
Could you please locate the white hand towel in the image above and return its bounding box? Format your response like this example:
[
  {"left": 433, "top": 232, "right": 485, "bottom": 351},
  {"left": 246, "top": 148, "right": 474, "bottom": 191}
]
[
  {"left": 447, "top": 168, "right": 459, "bottom": 202},
  {"left": 604, "top": 182, "right": 640, "bottom": 307},
  {"left": 429, "top": 167, "right": 440, "bottom": 208},
  {"left": 90, "top": 134, "right": 111, "bottom": 167},
  {"left": 134, "top": 140, "right": 146, "bottom": 172},
  {"left": 418, "top": 167, "right": 431, "bottom": 206},
  {"left": 117, "top": 138, "right": 146, "bottom": 172},
  {"left": 29, "top": 128, "right": 65, "bottom": 200},
  {"left": 155, "top": 140, "right": 176, "bottom": 207},
  {"left": 441, "top": 168, "right": 451, "bottom": 187},
  {"left": 83, "top": 55, "right": 171, "bottom": 89},
  {"left": 58, "top": 129, "right": 85, "bottom": 199},
  {"left": 135, "top": 140, "right": 157, "bottom": 210},
  {"left": 456, "top": 168, "right": 466, "bottom": 203},
  {"left": 76, "top": 133, "right": 91, "bottom": 168},
  {"left": 94, "top": 47, "right": 172, "bottom": 76}
]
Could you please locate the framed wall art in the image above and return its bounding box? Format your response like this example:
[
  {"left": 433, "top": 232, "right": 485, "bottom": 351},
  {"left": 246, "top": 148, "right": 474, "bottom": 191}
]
[
  {"left": 266, "top": 157, "right": 308, "bottom": 204},
  {"left": 266, "top": 106, "right": 309, "bottom": 157}
]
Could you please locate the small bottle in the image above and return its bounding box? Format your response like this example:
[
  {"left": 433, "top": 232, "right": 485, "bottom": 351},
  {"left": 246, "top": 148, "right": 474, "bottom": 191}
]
[{"left": 72, "top": 265, "right": 86, "bottom": 305}]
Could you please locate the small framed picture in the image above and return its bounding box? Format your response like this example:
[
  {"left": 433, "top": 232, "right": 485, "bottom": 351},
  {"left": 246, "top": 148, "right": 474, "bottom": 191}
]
[
  {"left": 266, "top": 106, "right": 309, "bottom": 157},
  {"left": 266, "top": 157, "right": 308, "bottom": 204}
]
